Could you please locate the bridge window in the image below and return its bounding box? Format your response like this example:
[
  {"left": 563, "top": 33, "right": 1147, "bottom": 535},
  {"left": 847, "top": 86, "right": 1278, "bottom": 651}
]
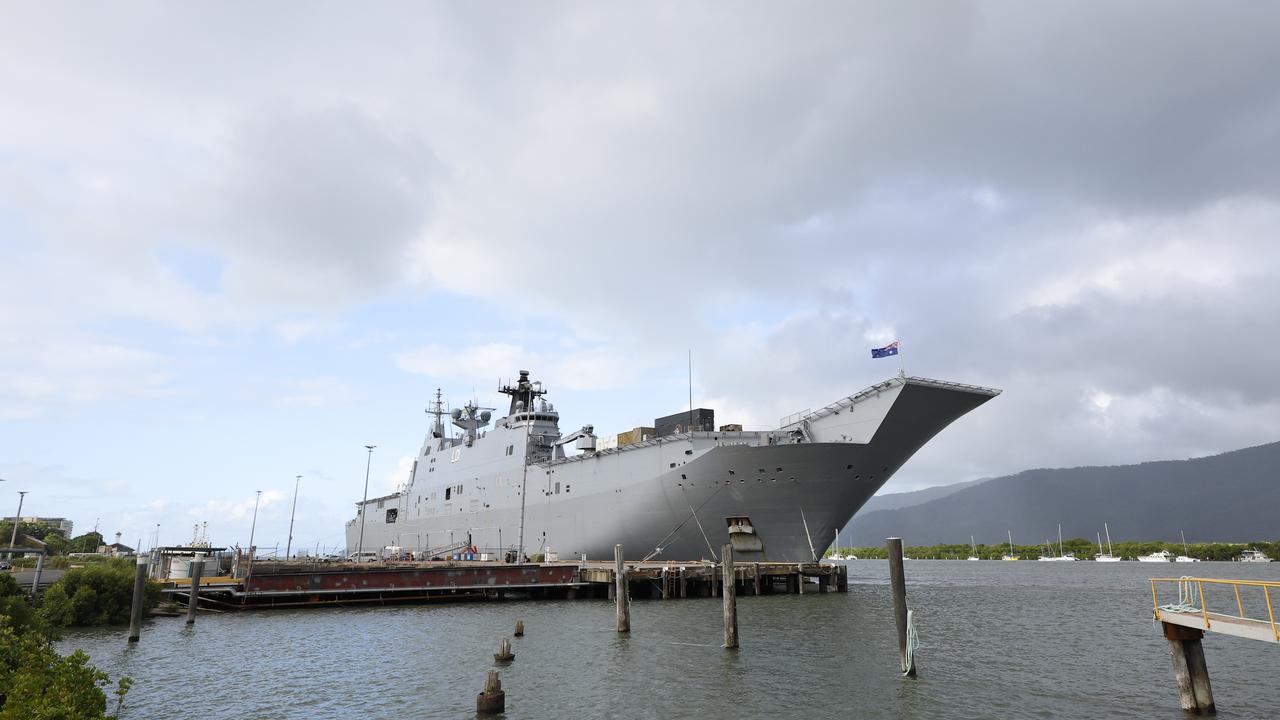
[
  {"left": 386, "top": 509, "right": 398, "bottom": 523},
  {"left": 445, "top": 487, "right": 451, "bottom": 501}
]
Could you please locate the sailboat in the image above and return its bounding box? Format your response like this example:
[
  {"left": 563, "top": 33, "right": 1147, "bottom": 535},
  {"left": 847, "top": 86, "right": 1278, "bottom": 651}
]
[
  {"left": 1095, "top": 522, "right": 1122, "bottom": 562},
  {"left": 822, "top": 528, "right": 856, "bottom": 563},
  {"left": 968, "top": 535, "right": 980, "bottom": 561},
  {"left": 1038, "top": 524, "right": 1077, "bottom": 561},
  {"left": 1002, "top": 530, "right": 1019, "bottom": 561},
  {"left": 1175, "top": 530, "right": 1200, "bottom": 563}
]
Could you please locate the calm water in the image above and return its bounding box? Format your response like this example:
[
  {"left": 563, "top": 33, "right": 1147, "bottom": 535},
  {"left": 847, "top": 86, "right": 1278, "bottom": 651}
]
[{"left": 60, "top": 561, "right": 1279, "bottom": 719}]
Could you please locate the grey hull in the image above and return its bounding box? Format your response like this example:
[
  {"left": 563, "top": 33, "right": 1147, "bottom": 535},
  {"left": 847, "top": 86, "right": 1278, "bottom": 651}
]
[{"left": 346, "top": 375, "right": 999, "bottom": 562}]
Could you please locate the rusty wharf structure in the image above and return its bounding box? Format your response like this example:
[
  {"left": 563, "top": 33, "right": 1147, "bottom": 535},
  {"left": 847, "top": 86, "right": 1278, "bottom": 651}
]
[{"left": 163, "top": 558, "right": 849, "bottom": 611}]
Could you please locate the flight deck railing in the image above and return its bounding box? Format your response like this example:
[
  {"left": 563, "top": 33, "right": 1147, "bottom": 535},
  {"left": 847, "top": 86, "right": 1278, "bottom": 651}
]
[{"left": 1150, "top": 576, "right": 1280, "bottom": 643}]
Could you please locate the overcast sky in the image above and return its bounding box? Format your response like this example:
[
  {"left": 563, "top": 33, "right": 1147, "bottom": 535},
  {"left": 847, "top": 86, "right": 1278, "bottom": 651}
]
[{"left": 3, "top": 2, "right": 1279, "bottom": 553}]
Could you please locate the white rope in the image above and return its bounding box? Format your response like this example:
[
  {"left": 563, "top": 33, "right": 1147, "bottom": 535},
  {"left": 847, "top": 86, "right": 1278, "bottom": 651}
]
[
  {"left": 903, "top": 609, "right": 920, "bottom": 676},
  {"left": 1157, "top": 576, "right": 1201, "bottom": 614}
]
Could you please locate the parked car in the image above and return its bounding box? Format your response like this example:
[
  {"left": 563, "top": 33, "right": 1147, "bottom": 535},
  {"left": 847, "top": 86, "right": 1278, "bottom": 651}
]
[{"left": 0, "top": 560, "right": 11, "bottom": 571}]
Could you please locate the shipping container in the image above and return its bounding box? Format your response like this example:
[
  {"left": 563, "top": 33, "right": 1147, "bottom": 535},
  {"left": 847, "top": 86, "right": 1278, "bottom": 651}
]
[{"left": 616, "top": 426, "right": 656, "bottom": 445}]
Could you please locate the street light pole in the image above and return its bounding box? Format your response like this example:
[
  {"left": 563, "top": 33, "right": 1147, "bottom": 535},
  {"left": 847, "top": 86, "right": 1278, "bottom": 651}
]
[
  {"left": 357, "top": 445, "right": 376, "bottom": 561},
  {"left": 8, "top": 490, "right": 25, "bottom": 558},
  {"left": 286, "top": 475, "right": 301, "bottom": 560},
  {"left": 247, "top": 490, "right": 262, "bottom": 557}
]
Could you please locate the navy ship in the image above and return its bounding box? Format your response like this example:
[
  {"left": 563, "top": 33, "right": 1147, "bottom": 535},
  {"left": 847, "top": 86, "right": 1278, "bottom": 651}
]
[{"left": 346, "top": 371, "right": 999, "bottom": 562}]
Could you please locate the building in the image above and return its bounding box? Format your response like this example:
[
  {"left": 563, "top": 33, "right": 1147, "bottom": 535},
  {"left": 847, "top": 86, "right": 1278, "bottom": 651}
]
[{"left": 3, "top": 516, "right": 73, "bottom": 536}]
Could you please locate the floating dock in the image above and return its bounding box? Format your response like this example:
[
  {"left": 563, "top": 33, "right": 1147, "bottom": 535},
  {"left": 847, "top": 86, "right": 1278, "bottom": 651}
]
[{"left": 162, "top": 559, "right": 848, "bottom": 610}]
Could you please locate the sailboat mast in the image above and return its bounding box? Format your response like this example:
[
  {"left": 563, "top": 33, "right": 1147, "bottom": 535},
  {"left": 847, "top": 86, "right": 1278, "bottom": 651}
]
[{"left": 1105, "top": 522, "right": 1114, "bottom": 555}]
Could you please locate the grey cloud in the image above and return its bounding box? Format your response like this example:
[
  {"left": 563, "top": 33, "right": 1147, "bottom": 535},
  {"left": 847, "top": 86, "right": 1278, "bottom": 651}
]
[
  {"left": 209, "top": 104, "right": 437, "bottom": 305},
  {"left": 4, "top": 2, "right": 1280, "bottom": 496}
]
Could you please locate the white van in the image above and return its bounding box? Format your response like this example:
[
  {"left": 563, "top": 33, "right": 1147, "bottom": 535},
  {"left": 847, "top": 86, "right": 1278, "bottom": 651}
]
[{"left": 346, "top": 551, "right": 379, "bottom": 563}]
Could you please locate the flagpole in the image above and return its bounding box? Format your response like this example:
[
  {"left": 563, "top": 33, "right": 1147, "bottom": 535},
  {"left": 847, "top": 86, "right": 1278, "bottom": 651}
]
[{"left": 899, "top": 339, "right": 905, "bottom": 378}]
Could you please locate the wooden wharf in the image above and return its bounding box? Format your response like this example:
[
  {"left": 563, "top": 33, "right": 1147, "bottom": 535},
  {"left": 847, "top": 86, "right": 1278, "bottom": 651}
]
[{"left": 160, "top": 558, "right": 848, "bottom": 611}]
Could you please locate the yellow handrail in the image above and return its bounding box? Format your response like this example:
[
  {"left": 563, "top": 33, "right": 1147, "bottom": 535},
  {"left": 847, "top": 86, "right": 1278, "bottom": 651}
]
[
  {"left": 1199, "top": 580, "right": 1210, "bottom": 629},
  {"left": 1150, "top": 576, "right": 1280, "bottom": 642},
  {"left": 1266, "top": 586, "right": 1278, "bottom": 642}
]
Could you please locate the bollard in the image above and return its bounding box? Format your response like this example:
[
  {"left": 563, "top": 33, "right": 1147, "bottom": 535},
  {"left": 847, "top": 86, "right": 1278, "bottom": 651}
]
[
  {"left": 494, "top": 637, "right": 514, "bottom": 663},
  {"left": 614, "top": 544, "right": 630, "bottom": 633},
  {"left": 887, "top": 537, "right": 916, "bottom": 676},
  {"left": 514, "top": 618, "right": 524, "bottom": 637},
  {"left": 127, "top": 556, "right": 148, "bottom": 642},
  {"left": 722, "top": 544, "right": 738, "bottom": 649},
  {"left": 186, "top": 553, "right": 204, "bottom": 625},
  {"left": 476, "top": 670, "right": 505, "bottom": 715}
]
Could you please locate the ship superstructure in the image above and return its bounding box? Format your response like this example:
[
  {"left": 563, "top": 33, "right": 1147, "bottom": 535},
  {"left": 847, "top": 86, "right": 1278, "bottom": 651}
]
[{"left": 346, "top": 370, "right": 999, "bottom": 562}]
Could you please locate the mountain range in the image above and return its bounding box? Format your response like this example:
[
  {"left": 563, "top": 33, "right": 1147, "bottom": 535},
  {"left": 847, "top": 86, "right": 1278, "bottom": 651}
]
[{"left": 845, "top": 440, "right": 1280, "bottom": 546}]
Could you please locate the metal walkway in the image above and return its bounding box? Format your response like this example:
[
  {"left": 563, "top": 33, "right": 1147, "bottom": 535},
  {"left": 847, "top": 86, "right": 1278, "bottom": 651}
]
[{"left": 1151, "top": 577, "right": 1280, "bottom": 644}]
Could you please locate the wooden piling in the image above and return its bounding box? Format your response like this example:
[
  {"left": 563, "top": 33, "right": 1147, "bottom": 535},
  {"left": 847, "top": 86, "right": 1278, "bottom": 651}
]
[
  {"left": 722, "top": 544, "right": 738, "bottom": 649},
  {"left": 185, "top": 553, "right": 204, "bottom": 625},
  {"left": 661, "top": 567, "right": 670, "bottom": 600},
  {"left": 796, "top": 564, "right": 805, "bottom": 595},
  {"left": 887, "top": 537, "right": 916, "bottom": 676},
  {"left": 476, "top": 671, "right": 505, "bottom": 714},
  {"left": 127, "top": 556, "right": 148, "bottom": 643},
  {"left": 29, "top": 553, "right": 44, "bottom": 597},
  {"left": 514, "top": 618, "right": 524, "bottom": 637},
  {"left": 837, "top": 565, "right": 849, "bottom": 593},
  {"left": 1163, "top": 622, "right": 1215, "bottom": 714},
  {"left": 494, "top": 637, "right": 514, "bottom": 663},
  {"left": 753, "top": 563, "right": 762, "bottom": 596},
  {"left": 679, "top": 567, "right": 687, "bottom": 598},
  {"left": 614, "top": 544, "right": 629, "bottom": 633}
]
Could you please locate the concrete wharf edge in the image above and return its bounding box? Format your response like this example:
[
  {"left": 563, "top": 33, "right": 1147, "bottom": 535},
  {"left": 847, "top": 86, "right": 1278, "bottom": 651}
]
[{"left": 161, "top": 559, "right": 849, "bottom": 610}]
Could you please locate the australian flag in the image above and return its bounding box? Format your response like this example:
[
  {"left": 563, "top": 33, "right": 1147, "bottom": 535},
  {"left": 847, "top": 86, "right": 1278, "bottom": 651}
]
[{"left": 871, "top": 341, "right": 899, "bottom": 359}]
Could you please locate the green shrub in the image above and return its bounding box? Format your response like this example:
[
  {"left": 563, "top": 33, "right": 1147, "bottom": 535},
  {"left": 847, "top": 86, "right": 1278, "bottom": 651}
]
[
  {"left": 0, "top": 570, "right": 131, "bottom": 718},
  {"left": 39, "top": 564, "right": 160, "bottom": 627},
  {"left": 0, "top": 624, "right": 128, "bottom": 719}
]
